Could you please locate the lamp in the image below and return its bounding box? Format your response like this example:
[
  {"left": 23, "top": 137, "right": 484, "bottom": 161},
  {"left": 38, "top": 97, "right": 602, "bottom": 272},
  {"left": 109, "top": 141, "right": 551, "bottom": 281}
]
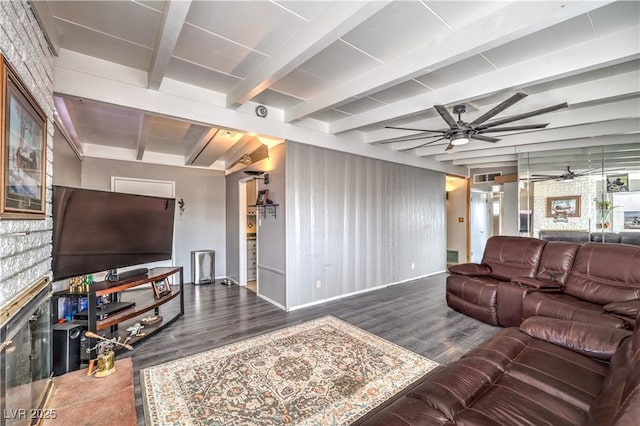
[{"left": 450, "top": 133, "right": 470, "bottom": 146}]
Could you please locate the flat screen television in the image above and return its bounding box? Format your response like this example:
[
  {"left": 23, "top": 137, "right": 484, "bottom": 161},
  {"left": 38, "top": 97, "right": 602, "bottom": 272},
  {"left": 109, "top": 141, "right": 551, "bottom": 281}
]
[{"left": 52, "top": 185, "right": 175, "bottom": 281}]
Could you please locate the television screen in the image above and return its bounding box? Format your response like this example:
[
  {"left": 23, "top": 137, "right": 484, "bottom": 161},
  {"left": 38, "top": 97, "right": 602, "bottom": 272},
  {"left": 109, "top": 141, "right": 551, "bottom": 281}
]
[{"left": 52, "top": 185, "right": 175, "bottom": 281}]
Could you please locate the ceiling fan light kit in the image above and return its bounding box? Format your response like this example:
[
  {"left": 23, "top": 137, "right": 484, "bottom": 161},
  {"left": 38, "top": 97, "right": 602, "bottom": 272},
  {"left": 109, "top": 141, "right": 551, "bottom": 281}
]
[
  {"left": 385, "top": 92, "right": 568, "bottom": 152},
  {"left": 450, "top": 134, "right": 470, "bottom": 146}
]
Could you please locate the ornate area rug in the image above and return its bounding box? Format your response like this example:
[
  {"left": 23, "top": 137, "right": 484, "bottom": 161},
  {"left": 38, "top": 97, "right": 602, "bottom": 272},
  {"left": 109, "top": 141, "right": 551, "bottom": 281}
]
[{"left": 141, "top": 316, "right": 438, "bottom": 425}]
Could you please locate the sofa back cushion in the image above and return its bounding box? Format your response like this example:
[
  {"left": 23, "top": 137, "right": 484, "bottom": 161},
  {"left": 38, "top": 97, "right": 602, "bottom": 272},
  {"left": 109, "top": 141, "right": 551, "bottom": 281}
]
[
  {"left": 536, "top": 241, "right": 580, "bottom": 284},
  {"left": 587, "top": 314, "right": 640, "bottom": 425},
  {"left": 481, "top": 236, "right": 547, "bottom": 281},
  {"left": 564, "top": 243, "right": 640, "bottom": 305}
]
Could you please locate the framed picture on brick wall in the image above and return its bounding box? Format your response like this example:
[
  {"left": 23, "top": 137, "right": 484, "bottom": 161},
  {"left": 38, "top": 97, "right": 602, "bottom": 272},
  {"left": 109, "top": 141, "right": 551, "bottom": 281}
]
[{"left": 0, "top": 54, "right": 47, "bottom": 219}]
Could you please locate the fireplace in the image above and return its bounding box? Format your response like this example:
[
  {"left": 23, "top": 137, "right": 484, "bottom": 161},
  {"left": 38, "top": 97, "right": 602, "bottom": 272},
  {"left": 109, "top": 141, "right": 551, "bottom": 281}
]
[{"left": 1, "top": 277, "right": 52, "bottom": 426}]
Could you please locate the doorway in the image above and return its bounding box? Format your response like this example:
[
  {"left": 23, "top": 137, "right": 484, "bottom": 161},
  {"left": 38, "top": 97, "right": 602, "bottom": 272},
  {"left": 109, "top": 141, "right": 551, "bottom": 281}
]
[
  {"left": 239, "top": 179, "right": 258, "bottom": 292},
  {"left": 470, "top": 189, "right": 492, "bottom": 263},
  {"left": 446, "top": 175, "right": 469, "bottom": 265}
]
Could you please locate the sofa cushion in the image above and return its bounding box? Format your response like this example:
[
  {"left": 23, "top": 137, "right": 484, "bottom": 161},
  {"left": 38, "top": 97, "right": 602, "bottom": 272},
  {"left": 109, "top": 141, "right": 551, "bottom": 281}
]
[
  {"left": 522, "top": 292, "right": 628, "bottom": 328},
  {"left": 535, "top": 241, "right": 580, "bottom": 283},
  {"left": 539, "top": 230, "right": 590, "bottom": 243},
  {"left": 454, "top": 375, "right": 588, "bottom": 426},
  {"left": 564, "top": 243, "right": 640, "bottom": 305},
  {"left": 520, "top": 317, "right": 632, "bottom": 361},
  {"left": 481, "top": 236, "right": 547, "bottom": 281},
  {"left": 446, "top": 275, "right": 500, "bottom": 325},
  {"left": 586, "top": 314, "right": 640, "bottom": 426},
  {"left": 603, "top": 299, "right": 640, "bottom": 318},
  {"left": 447, "top": 263, "right": 491, "bottom": 276}
]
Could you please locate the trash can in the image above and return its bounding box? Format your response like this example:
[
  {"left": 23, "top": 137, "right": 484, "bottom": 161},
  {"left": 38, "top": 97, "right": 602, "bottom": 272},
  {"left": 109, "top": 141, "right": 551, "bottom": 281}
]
[{"left": 191, "top": 250, "right": 215, "bottom": 284}]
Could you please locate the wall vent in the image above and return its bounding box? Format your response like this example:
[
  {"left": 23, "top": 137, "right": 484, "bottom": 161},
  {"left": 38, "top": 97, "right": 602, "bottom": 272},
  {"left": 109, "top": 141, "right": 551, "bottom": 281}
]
[
  {"left": 473, "top": 171, "right": 502, "bottom": 184},
  {"left": 446, "top": 250, "right": 459, "bottom": 264}
]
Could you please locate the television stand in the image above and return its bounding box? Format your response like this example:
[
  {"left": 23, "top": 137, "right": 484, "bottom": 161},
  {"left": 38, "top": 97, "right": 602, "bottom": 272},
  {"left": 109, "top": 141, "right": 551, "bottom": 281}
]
[
  {"left": 105, "top": 267, "right": 149, "bottom": 282},
  {"left": 52, "top": 267, "right": 184, "bottom": 359}
]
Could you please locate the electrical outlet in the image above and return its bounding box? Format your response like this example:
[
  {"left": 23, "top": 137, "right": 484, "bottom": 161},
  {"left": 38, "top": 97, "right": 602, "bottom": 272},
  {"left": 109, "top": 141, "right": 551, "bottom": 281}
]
[
  {"left": 316, "top": 280, "right": 321, "bottom": 288},
  {"left": 411, "top": 263, "right": 415, "bottom": 270}
]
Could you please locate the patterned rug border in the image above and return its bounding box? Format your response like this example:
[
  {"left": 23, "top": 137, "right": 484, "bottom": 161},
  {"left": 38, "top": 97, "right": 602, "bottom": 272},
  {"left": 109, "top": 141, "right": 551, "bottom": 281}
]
[{"left": 141, "top": 315, "right": 439, "bottom": 425}]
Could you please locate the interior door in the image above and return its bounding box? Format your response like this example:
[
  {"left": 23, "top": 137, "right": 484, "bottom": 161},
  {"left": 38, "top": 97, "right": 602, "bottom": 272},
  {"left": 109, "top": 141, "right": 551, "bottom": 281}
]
[{"left": 470, "top": 190, "right": 492, "bottom": 263}]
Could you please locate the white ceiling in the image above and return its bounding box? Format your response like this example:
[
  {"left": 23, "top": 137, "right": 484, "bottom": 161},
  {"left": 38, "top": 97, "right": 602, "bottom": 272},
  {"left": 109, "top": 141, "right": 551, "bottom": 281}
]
[{"left": 31, "top": 0, "right": 640, "bottom": 175}]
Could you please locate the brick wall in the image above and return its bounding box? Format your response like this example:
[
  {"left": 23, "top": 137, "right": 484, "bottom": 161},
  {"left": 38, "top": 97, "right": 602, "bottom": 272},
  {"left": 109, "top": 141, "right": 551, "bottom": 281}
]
[
  {"left": 533, "top": 176, "right": 596, "bottom": 237},
  {"left": 0, "top": 1, "right": 54, "bottom": 308}
]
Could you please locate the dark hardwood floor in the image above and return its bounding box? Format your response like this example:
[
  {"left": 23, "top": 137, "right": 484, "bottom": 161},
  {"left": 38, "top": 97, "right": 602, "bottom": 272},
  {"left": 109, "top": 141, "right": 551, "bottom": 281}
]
[{"left": 121, "top": 272, "right": 499, "bottom": 424}]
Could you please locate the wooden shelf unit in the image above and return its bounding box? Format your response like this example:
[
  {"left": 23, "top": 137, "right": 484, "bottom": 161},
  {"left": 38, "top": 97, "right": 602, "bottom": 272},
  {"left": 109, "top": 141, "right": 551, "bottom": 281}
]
[{"left": 52, "top": 267, "right": 184, "bottom": 359}]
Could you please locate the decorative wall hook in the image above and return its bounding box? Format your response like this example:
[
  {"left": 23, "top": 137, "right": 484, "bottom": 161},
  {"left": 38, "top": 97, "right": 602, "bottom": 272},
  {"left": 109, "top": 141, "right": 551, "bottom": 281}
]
[{"left": 178, "top": 198, "right": 185, "bottom": 215}]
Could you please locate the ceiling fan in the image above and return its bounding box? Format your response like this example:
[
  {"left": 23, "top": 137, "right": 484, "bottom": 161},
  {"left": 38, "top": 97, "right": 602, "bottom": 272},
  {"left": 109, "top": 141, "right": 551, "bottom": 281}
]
[
  {"left": 527, "top": 166, "right": 589, "bottom": 182},
  {"left": 383, "top": 92, "right": 568, "bottom": 151},
  {"left": 527, "top": 166, "right": 625, "bottom": 182}
]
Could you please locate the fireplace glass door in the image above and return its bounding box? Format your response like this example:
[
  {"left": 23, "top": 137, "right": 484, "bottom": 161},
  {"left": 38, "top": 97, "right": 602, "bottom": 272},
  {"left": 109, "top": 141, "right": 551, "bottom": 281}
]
[{"left": 2, "top": 287, "right": 51, "bottom": 425}]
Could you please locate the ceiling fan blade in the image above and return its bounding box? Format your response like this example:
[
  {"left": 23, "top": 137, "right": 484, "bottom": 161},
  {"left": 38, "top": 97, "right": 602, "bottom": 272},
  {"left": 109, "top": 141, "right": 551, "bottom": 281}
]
[
  {"left": 480, "top": 123, "right": 549, "bottom": 133},
  {"left": 470, "top": 134, "right": 500, "bottom": 143},
  {"left": 434, "top": 105, "right": 460, "bottom": 129},
  {"left": 384, "top": 126, "right": 444, "bottom": 133},
  {"left": 379, "top": 134, "right": 444, "bottom": 144},
  {"left": 399, "top": 138, "right": 445, "bottom": 152},
  {"left": 467, "top": 92, "right": 528, "bottom": 127},
  {"left": 476, "top": 102, "right": 568, "bottom": 130},
  {"left": 445, "top": 143, "right": 454, "bottom": 151}
]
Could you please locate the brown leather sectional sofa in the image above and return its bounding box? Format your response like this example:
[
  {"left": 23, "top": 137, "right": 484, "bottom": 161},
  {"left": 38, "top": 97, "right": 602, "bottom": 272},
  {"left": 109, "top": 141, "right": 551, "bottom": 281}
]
[
  {"left": 360, "top": 236, "right": 640, "bottom": 425},
  {"left": 361, "top": 315, "right": 640, "bottom": 425},
  {"left": 446, "top": 236, "right": 640, "bottom": 329}
]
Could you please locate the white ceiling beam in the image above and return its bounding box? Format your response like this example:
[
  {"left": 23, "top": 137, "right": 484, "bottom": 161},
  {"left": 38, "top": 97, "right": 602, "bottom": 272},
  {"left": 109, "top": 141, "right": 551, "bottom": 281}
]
[
  {"left": 226, "top": 1, "right": 392, "bottom": 108},
  {"left": 53, "top": 49, "right": 466, "bottom": 175},
  {"left": 367, "top": 71, "right": 640, "bottom": 144},
  {"left": 331, "top": 25, "right": 640, "bottom": 134},
  {"left": 452, "top": 155, "right": 519, "bottom": 166},
  {"left": 135, "top": 115, "right": 151, "bottom": 160},
  {"left": 191, "top": 130, "right": 244, "bottom": 167},
  {"left": 148, "top": 0, "right": 192, "bottom": 90},
  {"left": 428, "top": 126, "right": 639, "bottom": 161},
  {"left": 185, "top": 128, "right": 218, "bottom": 165},
  {"left": 284, "top": 1, "right": 614, "bottom": 122},
  {"left": 458, "top": 161, "right": 517, "bottom": 170}
]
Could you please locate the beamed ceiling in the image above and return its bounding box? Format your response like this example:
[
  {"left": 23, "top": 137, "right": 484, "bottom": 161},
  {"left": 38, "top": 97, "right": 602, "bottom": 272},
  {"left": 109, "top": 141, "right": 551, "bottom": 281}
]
[{"left": 31, "top": 0, "right": 640, "bottom": 176}]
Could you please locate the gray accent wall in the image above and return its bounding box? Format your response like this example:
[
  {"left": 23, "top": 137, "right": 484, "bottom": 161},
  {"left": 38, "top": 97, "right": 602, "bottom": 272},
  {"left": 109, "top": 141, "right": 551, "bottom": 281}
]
[
  {"left": 52, "top": 128, "right": 81, "bottom": 187},
  {"left": 285, "top": 142, "right": 446, "bottom": 309},
  {"left": 81, "top": 158, "right": 226, "bottom": 281}
]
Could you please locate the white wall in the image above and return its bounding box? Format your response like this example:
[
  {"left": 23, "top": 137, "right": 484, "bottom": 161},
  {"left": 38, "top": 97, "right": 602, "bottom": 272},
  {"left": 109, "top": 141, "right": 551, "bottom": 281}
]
[
  {"left": 502, "top": 181, "right": 519, "bottom": 235},
  {"left": 0, "top": 1, "right": 54, "bottom": 308},
  {"left": 81, "top": 157, "right": 226, "bottom": 281}
]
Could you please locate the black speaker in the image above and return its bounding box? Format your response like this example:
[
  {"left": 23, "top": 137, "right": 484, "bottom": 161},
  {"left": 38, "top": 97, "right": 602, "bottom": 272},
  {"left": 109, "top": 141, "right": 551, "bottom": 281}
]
[{"left": 52, "top": 323, "right": 82, "bottom": 376}]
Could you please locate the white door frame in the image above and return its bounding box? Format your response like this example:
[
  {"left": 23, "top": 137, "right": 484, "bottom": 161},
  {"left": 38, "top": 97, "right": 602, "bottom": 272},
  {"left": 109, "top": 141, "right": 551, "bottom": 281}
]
[{"left": 238, "top": 178, "right": 254, "bottom": 286}]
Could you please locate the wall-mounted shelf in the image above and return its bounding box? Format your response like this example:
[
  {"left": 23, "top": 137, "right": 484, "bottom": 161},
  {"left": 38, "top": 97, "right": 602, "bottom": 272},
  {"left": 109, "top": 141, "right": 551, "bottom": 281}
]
[{"left": 249, "top": 204, "right": 279, "bottom": 219}]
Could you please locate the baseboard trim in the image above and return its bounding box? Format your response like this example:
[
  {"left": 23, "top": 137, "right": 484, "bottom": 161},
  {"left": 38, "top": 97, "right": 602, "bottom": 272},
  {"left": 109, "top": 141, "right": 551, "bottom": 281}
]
[
  {"left": 288, "top": 270, "right": 446, "bottom": 311},
  {"left": 257, "top": 293, "right": 286, "bottom": 311}
]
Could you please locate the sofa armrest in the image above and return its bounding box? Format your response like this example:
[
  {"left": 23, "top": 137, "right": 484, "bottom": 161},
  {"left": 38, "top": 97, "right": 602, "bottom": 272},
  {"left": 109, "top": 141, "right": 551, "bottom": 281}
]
[
  {"left": 603, "top": 299, "right": 640, "bottom": 318},
  {"left": 448, "top": 263, "right": 491, "bottom": 276},
  {"left": 520, "top": 316, "right": 632, "bottom": 361},
  {"left": 510, "top": 277, "right": 563, "bottom": 290}
]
